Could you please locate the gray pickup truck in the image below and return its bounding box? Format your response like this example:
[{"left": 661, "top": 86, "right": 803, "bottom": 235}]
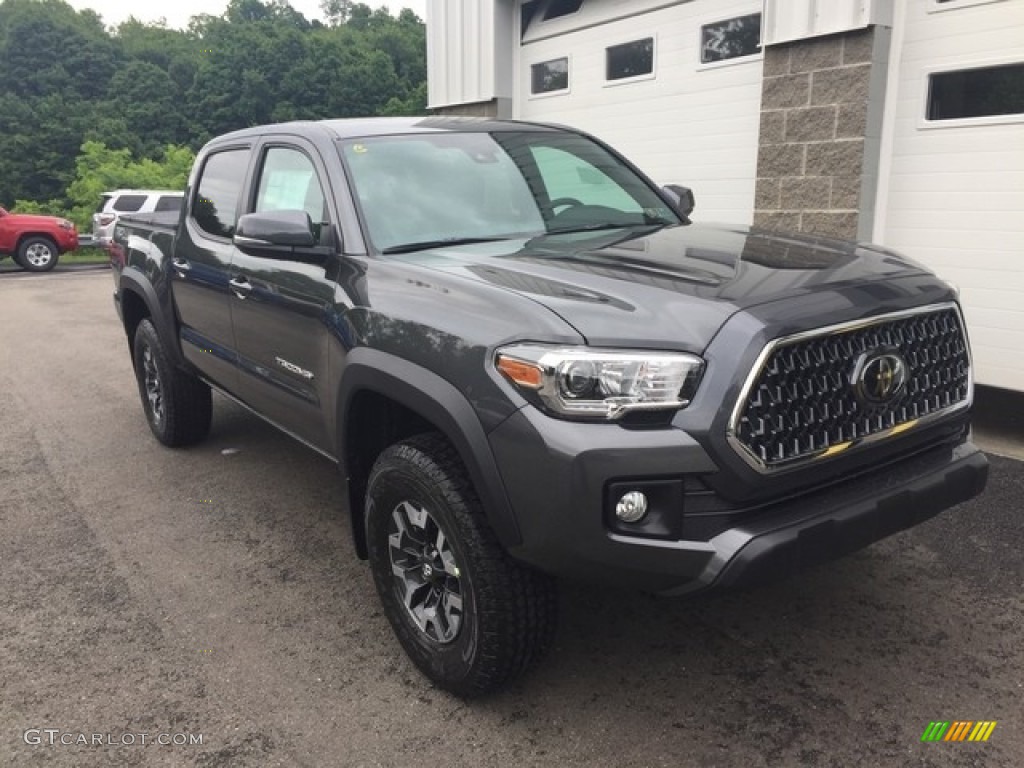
[{"left": 109, "top": 117, "right": 988, "bottom": 696}]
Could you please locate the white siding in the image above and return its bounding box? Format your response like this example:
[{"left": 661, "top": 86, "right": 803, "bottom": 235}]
[
  {"left": 427, "top": 0, "right": 502, "bottom": 108},
  {"left": 763, "top": 0, "right": 892, "bottom": 45},
  {"left": 516, "top": 0, "right": 764, "bottom": 226},
  {"left": 876, "top": 0, "right": 1024, "bottom": 392}
]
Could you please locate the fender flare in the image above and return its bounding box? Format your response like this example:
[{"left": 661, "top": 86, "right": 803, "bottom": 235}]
[
  {"left": 118, "top": 266, "right": 184, "bottom": 367},
  {"left": 338, "top": 347, "right": 522, "bottom": 552}
]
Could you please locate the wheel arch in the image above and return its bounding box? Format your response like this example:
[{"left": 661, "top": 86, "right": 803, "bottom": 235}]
[
  {"left": 118, "top": 269, "right": 183, "bottom": 366},
  {"left": 338, "top": 348, "right": 522, "bottom": 559},
  {"left": 17, "top": 232, "right": 57, "bottom": 252}
]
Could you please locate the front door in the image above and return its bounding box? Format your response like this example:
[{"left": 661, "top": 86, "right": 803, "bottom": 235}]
[{"left": 228, "top": 141, "right": 336, "bottom": 453}]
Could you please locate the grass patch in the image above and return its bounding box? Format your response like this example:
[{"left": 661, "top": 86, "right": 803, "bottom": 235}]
[{"left": 62, "top": 247, "right": 109, "bottom": 265}]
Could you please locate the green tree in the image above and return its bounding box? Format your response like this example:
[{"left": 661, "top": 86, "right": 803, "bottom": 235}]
[
  {"left": 63, "top": 141, "right": 195, "bottom": 227},
  {"left": 0, "top": 0, "right": 428, "bottom": 208}
]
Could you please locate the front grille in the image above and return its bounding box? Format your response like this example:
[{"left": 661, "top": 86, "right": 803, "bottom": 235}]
[{"left": 729, "top": 305, "right": 971, "bottom": 471}]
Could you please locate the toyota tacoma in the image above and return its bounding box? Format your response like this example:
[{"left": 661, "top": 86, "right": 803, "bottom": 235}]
[
  {"left": 0, "top": 206, "right": 79, "bottom": 272},
  {"left": 109, "top": 117, "right": 988, "bottom": 696}
]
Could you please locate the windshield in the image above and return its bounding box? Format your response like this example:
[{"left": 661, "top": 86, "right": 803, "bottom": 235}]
[{"left": 338, "top": 131, "right": 680, "bottom": 253}]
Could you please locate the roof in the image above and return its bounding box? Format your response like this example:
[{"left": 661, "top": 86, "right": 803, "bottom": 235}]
[{"left": 209, "top": 116, "right": 564, "bottom": 145}]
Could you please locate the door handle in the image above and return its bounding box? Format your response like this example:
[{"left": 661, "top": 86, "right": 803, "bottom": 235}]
[
  {"left": 171, "top": 258, "right": 191, "bottom": 276},
  {"left": 229, "top": 276, "right": 253, "bottom": 300}
]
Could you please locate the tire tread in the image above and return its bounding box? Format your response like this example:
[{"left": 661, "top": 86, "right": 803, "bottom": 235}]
[
  {"left": 368, "top": 433, "right": 558, "bottom": 697},
  {"left": 133, "top": 319, "right": 212, "bottom": 447}
]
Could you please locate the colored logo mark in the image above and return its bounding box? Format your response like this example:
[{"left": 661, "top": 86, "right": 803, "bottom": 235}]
[{"left": 921, "top": 721, "right": 997, "bottom": 742}]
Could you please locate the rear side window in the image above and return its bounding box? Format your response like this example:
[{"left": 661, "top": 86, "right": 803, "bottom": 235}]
[
  {"left": 95, "top": 195, "right": 113, "bottom": 213},
  {"left": 155, "top": 195, "right": 183, "bottom": 213},
  {"left": 193, "top": 149, "right": 251, "bottom": 238},
  {"left": 112, "top": 194, "right": 147, "bottom": 212}
]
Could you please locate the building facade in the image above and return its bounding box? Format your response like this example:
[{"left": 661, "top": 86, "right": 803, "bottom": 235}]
[{"left": 426, "top": 0, "right": 1024, "bottom": 393}]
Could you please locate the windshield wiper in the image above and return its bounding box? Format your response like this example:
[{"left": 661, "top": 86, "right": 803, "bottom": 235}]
[
  {"left": 545, "top": 220, "right": 672, "bottom": 236},
  {"left": 381, "top": 236, "right": 510, "bottom": 255}
]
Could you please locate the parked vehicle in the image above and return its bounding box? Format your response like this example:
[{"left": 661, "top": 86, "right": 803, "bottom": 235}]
[
  {"left": 109, "top": 117, "right": 988, "bottom": 696},
  {"left": 92, "top": 190, "right": 183, "bottom": 244},
  {"left": 0, "top": 206, "right": 79, "bottom": 272}
]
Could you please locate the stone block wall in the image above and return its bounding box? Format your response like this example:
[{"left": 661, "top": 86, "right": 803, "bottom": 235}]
[{"left": 754, "top": 28, "right": 889, "bottom": 240}]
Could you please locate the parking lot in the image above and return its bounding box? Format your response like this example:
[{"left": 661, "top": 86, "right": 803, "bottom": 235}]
[{"left": 2, "top": 271, "right": 1021, "bottom": 768}]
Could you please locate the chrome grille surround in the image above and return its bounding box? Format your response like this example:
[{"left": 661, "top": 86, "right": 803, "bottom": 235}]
[{"left": 726, "top": 303, "right": 973, "bottom": 474}]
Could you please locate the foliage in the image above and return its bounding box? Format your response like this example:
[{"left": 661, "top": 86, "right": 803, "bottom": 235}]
[
  {"left": 64, "top": 141, "right": 195, "bottom": 226},
  {"left": 11, "top": 141, "right": 194, "bottom": 228},
  {"left": 0, "top": 0, "right": 427, "bottom": 209}
]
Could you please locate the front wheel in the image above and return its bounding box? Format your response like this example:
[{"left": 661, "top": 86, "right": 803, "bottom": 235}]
[
  {"left": 18, "top": 236, "right": 59, "bottom": 272},
  {"left": 132, "top": 319, "right": 212, "bottom": 447},
  {"left": 366, "top": 434, "right": 558, "bottom": 697}
]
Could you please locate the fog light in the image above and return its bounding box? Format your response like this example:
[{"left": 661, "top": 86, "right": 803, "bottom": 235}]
[{"left": 615, "top": 491, "right": 648, "bottom": 523}]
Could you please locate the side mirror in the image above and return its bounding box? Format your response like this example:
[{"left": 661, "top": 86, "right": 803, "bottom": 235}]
[
  {"left": 234, "top": 210, "right": 317, "bottom": 251},
  {"left": 662, "top": 185, "right": 695, "bottom": 219}
]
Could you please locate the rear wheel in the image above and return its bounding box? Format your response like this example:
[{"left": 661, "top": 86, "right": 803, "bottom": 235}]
[
  {"left": 366, "top": 434, "right": 558, "bottom": 697},
  {"left": 132, "top": 319, "right": 212, "bottom": 447},
  {"left": 18, "top": 236, "right": 59, "bottom": 272}
]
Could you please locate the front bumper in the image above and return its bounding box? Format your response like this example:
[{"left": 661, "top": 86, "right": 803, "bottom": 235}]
[{"left": 489, "top": 407, "right": 988, "bottom": 594}]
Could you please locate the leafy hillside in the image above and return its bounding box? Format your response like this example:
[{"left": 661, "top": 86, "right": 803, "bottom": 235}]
[{"left": 0, "top": 0, "right": 426, "bottom": 220}]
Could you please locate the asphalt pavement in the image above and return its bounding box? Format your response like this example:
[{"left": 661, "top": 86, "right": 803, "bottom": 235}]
[{"left": 1, "top": 271, "right": 1021, "bottom": 768}]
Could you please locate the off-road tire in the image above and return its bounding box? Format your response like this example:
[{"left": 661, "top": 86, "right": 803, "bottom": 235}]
[
  {"left": 366, "top": 433, "right": 558, "bottom": 697},
  {"left": 18, "top": 236, "right": 59, "bottom": 272},
  {"left": 132, "top": 319, "right": 212, "bottom": 447}
]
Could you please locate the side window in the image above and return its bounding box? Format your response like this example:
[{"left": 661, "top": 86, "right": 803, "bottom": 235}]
[
  {"left": 530, "top": 145, "right": 641, "bottom": 213},
  {"left": 193, "top": 149, "right": 250, "bottom": 238},
  {"left": 112, "top": 194, "right": 147, "bottom": 212},
  {"left": 254, "top": 146, "right": 327, "bottom": 225},
  {"left": 155, "top": 195, "right": 182, "bottom": 213}
]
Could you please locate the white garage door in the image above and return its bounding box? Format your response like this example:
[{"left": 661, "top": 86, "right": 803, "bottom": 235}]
[
  {"left": 515, "top": 0, "right": 764, "bottom": 226},
  {"left": 877, "top": 0, "right": 1024, "bottom": 392}
]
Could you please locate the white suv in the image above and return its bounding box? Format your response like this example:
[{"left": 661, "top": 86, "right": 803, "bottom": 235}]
[{"left": 92, "top": 190, "right": 183, "bottom": 244}]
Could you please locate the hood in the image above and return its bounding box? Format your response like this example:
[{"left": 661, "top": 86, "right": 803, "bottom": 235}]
[
  {"left": 387, "top": 224, "right": 933, "bottom": 352},
  {"left": 3, "top": 211, "right": 72, "bottom": 227}
]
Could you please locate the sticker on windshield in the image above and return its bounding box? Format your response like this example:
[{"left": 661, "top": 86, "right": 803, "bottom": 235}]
[{"left": 352, "top": 144, "right": 368, "bottom": 154}]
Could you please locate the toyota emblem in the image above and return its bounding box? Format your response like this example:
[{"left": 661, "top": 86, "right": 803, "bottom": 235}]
[{"left": 854, "top": 351, "right": 908, "bottom": 404}]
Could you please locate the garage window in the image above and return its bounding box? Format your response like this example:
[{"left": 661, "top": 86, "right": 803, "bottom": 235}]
[
  {"left": 606, "top": 38, "right": 654, "bottom": 82},
  {"left": 700, "top": 13, "right": 762, "bottom": 64},
  {"left": 531, "top": 57, "right": 569, "bottom": 95},
  {"left": 543, "top": 0, "right": 583, "bottom": 20},
  {"left": 927, "top": 62, "right": 1024, "bottom": 121},
  {"left": 931, "top": 0, "right": 1007, "bottom": 11}
]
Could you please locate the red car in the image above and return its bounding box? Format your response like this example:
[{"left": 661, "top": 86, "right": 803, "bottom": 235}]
[{"left": 0, "top": 206, "right": 79, "bottom": 272}]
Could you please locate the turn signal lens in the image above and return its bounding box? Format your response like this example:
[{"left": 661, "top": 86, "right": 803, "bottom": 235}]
[{"left": 495, "top": 355, "right": 544, "bottom": 389}]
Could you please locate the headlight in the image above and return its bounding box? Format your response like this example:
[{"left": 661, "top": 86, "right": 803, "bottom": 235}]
[
  {"left": 495, "top": 344, "right": 704, "bottom": 420},
  {"left": 58, "top": 219, "right": 74, "bottom": 231}
]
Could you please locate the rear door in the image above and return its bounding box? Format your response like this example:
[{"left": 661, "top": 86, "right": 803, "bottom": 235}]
[
  {"left": 171, "top": 145, "right": 254, "bottom": 392},
  {"left": 228, "top": 138, "right": 337, "bottom": 452}
]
